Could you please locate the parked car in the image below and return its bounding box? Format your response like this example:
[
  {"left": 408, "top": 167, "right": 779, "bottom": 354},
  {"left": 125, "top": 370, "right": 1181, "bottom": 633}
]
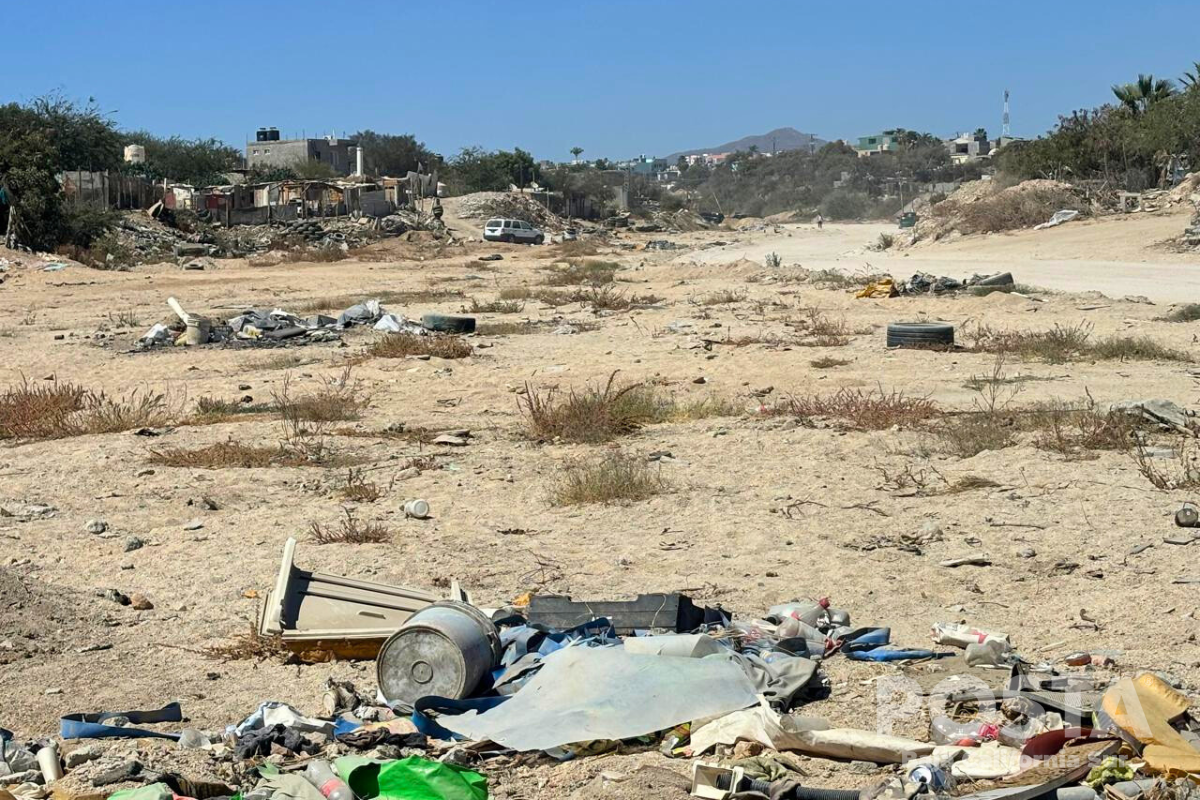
[{"left": 484, "top": 218, "right": 544, "bottom": 244}]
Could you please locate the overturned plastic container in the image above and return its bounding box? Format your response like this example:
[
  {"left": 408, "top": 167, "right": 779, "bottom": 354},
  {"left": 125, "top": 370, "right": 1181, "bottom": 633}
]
[{"left": 376, "top": 601, "right": 501, "bottom": 708}]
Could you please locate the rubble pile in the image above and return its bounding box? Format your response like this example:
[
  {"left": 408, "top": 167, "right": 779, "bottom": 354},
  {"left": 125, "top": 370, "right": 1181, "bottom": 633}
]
[
  {"left": 454, "top": 191, "right": 565, "bottom": 231},
  {"left": 8, "top": 539, "right": 1200, "bottom": 800},
  {"left": 1181, "top": 210, "right": 1200, "bottom": 250},
  {"left": 109, "top": 213, "right": 202, "bottom": 263}
]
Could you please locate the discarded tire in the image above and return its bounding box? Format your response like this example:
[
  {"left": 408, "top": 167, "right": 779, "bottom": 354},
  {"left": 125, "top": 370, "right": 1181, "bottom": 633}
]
[
  {"left": 886, "top": 322, "right": 954, "bottom": 349},
  {"left": 422, "top": 313, "right": 476, "bottom": 334},
  {"left": 973, "top": 272, "right": 1014, "bottom": 287}
]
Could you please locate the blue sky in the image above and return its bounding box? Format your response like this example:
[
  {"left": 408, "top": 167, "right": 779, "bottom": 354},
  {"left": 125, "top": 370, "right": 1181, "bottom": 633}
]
[{"left": 6, "top": 1, "right": 1200, "bottom": 161}]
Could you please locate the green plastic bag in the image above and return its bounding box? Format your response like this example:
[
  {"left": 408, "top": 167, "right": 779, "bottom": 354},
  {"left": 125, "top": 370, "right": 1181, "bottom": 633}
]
[{"left": 336, "top": 756, "right": 487, "bottom": 800}]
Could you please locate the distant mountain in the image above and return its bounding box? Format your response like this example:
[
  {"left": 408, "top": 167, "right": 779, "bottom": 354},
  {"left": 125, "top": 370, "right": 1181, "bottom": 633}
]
[{"left": 666, "top": 127, "right": 825, "bottom": 160}]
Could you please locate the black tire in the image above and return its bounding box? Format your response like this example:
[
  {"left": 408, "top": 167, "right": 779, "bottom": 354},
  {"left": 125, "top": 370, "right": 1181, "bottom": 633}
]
[
  {"left": 887, "top": 322, "right": 954, "bottom": 349},
  {"left": 534, "top": 235, "right": 544, "bottom": 245},
  {"left": 422, "top": 313, "right": 476, "bottom": 334}
]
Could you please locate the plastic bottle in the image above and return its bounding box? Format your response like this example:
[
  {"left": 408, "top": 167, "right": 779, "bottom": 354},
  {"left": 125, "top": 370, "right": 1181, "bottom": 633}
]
[
  {"left": 304, "top": 761, "right": 353, "bottom": 800},
  {"left": 768, "top": 598, "right": 830, "bottom": 629},
  {"left": 37, "top": 742, "right": 62, "bottom": 783},
  {"left": 931, "top": 621, "right": 1010, "bottom": 649}
]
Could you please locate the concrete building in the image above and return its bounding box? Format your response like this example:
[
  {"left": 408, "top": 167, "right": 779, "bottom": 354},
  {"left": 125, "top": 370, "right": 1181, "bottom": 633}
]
[
  {"left": 854, "top": 132, "right": 902, "bottom": 157},
  {"left": 245, "top": 134, "right": 360, "bottom": 176},
  {"left": 946, "top": 131, "right": 991, "bottom": 164}
]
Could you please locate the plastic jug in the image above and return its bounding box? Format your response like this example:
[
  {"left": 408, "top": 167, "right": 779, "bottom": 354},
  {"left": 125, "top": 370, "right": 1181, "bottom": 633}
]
[{"left": 304, "top": 761, "right": 353, "bottom": 800}]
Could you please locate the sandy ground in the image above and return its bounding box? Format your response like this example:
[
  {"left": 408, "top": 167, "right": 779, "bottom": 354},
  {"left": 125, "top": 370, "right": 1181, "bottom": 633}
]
[
  {"left": 690, "top": 210, "right": 1200, "bottom": 302},
  {"left": 1, "top": 208, "right": 1199, "bottom": 798}
]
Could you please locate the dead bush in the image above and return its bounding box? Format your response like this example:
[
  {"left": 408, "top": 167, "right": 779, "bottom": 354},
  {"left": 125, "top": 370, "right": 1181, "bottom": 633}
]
[
  {"left": 969, "top": 322, "right": 1093, "bottom": 363},
  {"left": 309, "top": 507, "right": 391, "bottom": 544},
  {"left": 935, "top": 414, "right": 1018, "bottom": 458},
  {"left": 538, "top": 239, "right": 602, "bottom": 259},
  {"left": 1030, "top": 407, "right": 1134, "bottom": 460},
  {"left": 200, "top": 619, "right": 296, "bottom": 664},
  {"left": 811, "top": 356, "right": 851, "bottom": 369},
  {"left": 293, "top": 289, "right": 464, "bottom": 313},
  {"left": 334, "top": 423, "right": 435, "bottom": 444},
  {"left": 337, "top": 468, "right": 387, "bottom": 502},
  {"left": 805, "top": 269, "right": 863, "bottom": 289},
  {"left": 937, "top": 186, "right": 1088, "bottom": 235},
  {"left": 1131, "top": 437, "right": 1200, "bottom": 490},
  {"left": 366, "top": 333, "right": 472, "bottom": 359},
  {"left": 767, "top": 388, "right": 938, "bottom": 430},
  {"left": 0, "top": 381, "right": 170, "bottom": 441},
  {"left": 520, "top": 374, "right": 662, "bottom": 443},
  {"left": 1160, "top": 304, "right": 1200, "bottom": 323},
  {"left": 1090, "top": 335, "right": 1189, "bottom": 362},
  {"left": 275, "top": 368, "right": 370, "bottom": 424},
  {"left": 149, "top": 441, "right": 314, "bottom": 469},
  {"left": 573, "top": 285, "right": 663, "bottom": 311},
  {"left": 468, "top": 297, "right": 525, "bottom": 314},
  {"left": 498, "top": 287, "right": 536, "bottom": 300},
  {"left": 191, "top": 396, "right": 277, "bottom": 423},
  {"left": 551, "top": 450, "right": 666, "bottom": 506},
  {"left": 541, "top": 259, "right": 618, "bottom": 286},
  {"left": 786, "top": 306, "right": 869, "bottom": 346}
]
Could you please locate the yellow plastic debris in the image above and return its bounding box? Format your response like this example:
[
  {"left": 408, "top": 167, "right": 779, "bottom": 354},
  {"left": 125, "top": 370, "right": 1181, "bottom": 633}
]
[
  {"left": 1099, "top": 673, "right": 1200, "bottom": 777},
  {"left": 856, "top": 278, "right": 896, "bottom": 299}
]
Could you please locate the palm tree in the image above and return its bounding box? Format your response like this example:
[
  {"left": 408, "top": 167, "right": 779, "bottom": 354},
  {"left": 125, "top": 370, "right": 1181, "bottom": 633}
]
[
  {"left": 1181, "top": 62, "right": 1200, "bottom": 90},
  {"left": 1111, "top": 74, "right": 1177, "bottom": 115},
  {"left": 570, "top": 146, "right": 584, "bottom": 163}
]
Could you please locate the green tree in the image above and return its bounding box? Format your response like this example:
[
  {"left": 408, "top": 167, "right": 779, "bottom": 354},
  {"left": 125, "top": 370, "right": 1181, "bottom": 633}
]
[
  {"left": 1181, "top": 62, "right": 1200, "bottom": 90},
  {"left": 1111, "top": 74, "right": 1176, "bottom": 115},
  {"left": 122, "top": 132, "right": 240, "bottom": 185},
  {"left": 570, "top": 146, "right": 584, "bottom": 161},
  {"left": 351, "top": 130, "right": 434, "bottom": 176}
]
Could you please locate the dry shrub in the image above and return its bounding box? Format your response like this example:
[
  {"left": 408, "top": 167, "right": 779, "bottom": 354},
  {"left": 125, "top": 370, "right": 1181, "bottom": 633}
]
[
  {"left": 970, "top": 322, "right": 1187, "bottom": 363},
  {"left": 1030, "top": 407, "right": 1134, "bottom": 459},
  {"left": 334, "top": 423, "right": 435, "bottom": 444},
  {"left": 696, "top": 289, "right": 747, "bottom": 306},
  {"left": 573, "top": 285, "right": 663, "bottom": 311},
  {"left": 0, "top": 381, "right": 169, "bottom": 441},
  {"left": 937, "top": 186, "right": 1087, "bottom": 234},
  {"left": 551, "top": 450, "right": 666, "bottom": 506},
  {"left": 1160, "top": 304, "right": 1200, "bottom": 323},
  {"left": 275, "top": 369, "right": 370, "bottom": 424},
  {"left": 787, "top": 306, "right": 869, "bottom": 347},
  {"left": 366, "top": 333, "right": 472, "bottom": 359},
  {"left": 309, "top": 508, "right": 391, "bottom": 544},
  {"left": 541, "top": 259, "right": 618, "bottom": 286},
  {"left": 337, "top": 468, "right": 386, "bottom": 502},
  {"left": 191, "top": 396, "right": 277, "bottom": 423},
  {"left": 520, "top": 373, "right": 735, "bottom": 442},
  {"left": 149, "top": 441, "right": 309, "bottom": 468},
  {"left": 806, "top": 269, "right": 863, "bottom": 289},
  {"left": 768, "top": 388, "right": 938, "bottom": 430},
  {"left": 520, "top": 374, "right": 661, "bottom": 443},
  {"left": 201, "top": 619, "right": 295, "bottom": 663},
  {"left": 1131, "top": 437, "right": 1200, "bottom": 490},
  {"left": 469, "top": 297, "right": 525, "bottom": 313},
  {"left": 935, "top": 414, "right": 1018, "bottom": 458},
  {"left": 297, "top": 246, "right": 351, "bottom": 263},
  {"left": 498, "top": 287, "right": 535, "bottom": 300},
  {"left": 811, "top": 356, "right": 851, "bottom": 369}
]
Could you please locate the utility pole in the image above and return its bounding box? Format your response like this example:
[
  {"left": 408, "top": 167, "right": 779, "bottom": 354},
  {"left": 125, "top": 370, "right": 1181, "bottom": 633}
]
[{"left": 1002, "top": 90, "right": 1011, "bottom": 139}]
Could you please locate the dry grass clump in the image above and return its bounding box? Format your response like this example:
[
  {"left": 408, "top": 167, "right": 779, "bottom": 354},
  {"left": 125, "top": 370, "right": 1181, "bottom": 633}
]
[
  {"left": 149, "top": 441, "right": 317, "bottom": 468},
  {"left": 805, "top": 269, "right": 863, "bottom": 289},
  {"left": 787, "top": 306, "right": 870, "bottom": 347},
  {"left": 469, "top": 297, "right": 525, "bottom": 313},
  {"left": 275, "top": 369, "right": 370, "bottom": 423},
  {"left": 1030, "top": 407, "right": 1133, "bottom": 460},
  {"left": 574, "top": 285, "right": 663, "bottom": 311},
  {"left": 811, "top": 356, "right": 852, "bottom": 369},
  {"left": 0, "top": 380, "right": 170, "bottom": 441},
  {"left": 541, "top": 259, "right": 618, "bottom": 286},
  {"left": 521, "top": 375, "right": 662, "bottom": 443},
  {"left": 498, "top": 287, "right": 536, "bottom": 300},
  {"left": 934, "top": 414, "right": 1018, "bottom": 458},
  {"left": 309, "top": 508, "right": 391, "bottom": 544},
  {"left": 366, "top": 333, "right": 472, "bottom": 359},
  {"left": 767, "top": 388, "right": 938, "bottom": 430},
  {"left": 970, "top": 322, "right": 1188, "bottom": 363},
  {"left": 477, "top": 319, "right": 600, "bottom": 336},
  {"left": 334, "top": 423, "right": 435, "bottom": 444},
  {"left": 551, "top": 450, "right": 666, "bottom": 506},
  {"left": 520, "top": 373, "right": 736, "bottom": 442},
  {"left": 1160, "top": 304, "right": 1200, "bottom": 323},
  {"left": 200, "top": 620, "right": 296, "bottom": 664},
  {"left": 337, "top": 468, "right": 387, "bottom": 503},
  {"left": 1131, "top": 438, "right": 1200, "bottom": 490}
]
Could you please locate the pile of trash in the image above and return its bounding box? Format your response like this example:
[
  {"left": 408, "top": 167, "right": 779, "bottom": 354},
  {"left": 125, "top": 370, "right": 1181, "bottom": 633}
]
[
  {"left": 6, "top": 536, "right": 1200, "bottom": 800},
  {"left": 1181, "top": 212, "right": 1200, "bottom": 251},
  {"left": 109, "top": 212, "right": 204, "bottom": 263},
  {"left": 138, "top": 297, "right": 442, "bottom": 349},
  {"left": 453, "top": 192, "right": 565, "bottom": 231},
  {"left": 856, "top": 271, "right": 1016, "bottom": 298}
]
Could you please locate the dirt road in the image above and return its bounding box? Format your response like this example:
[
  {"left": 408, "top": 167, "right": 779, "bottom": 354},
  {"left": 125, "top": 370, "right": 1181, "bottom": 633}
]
[{"left": 687, "top": 211, "right": 1200, "bottom": 302}]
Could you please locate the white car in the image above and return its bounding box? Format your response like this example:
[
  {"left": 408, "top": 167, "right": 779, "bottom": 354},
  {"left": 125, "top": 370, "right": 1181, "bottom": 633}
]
[{"left": 484, "top": 218, "right": 544, "bottom": 244}]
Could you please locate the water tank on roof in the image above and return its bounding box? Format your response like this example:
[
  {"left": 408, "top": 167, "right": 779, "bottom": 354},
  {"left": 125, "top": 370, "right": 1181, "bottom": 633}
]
[
  {"left": 123, "top": 144, "right": 146, "bottom": 164},
  {"left": 256, "top": 128, "right": 268, "bottom": 142},
  {"left": 268, "top": 128, "right": 280, "bottom": 141}
]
